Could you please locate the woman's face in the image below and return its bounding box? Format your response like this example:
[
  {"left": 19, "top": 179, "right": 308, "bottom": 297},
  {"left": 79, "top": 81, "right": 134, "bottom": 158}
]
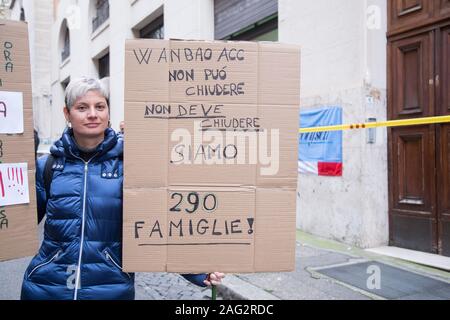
[{"left": 64, "top": 90, "right": 109, "bottom": 139}]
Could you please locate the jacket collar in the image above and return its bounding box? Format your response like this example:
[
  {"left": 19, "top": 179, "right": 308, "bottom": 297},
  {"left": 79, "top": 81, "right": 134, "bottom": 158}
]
[{"left": 51, "top": 128, "right": 122, "bottom": 161}]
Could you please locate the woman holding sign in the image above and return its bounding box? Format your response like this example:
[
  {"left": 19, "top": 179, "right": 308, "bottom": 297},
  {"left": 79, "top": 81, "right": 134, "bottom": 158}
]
[{"left": 20, "top": 77, "right": 224, "bottom": 300}]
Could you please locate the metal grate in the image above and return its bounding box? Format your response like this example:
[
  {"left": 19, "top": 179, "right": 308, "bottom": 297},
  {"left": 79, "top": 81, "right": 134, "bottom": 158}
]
[{"left": 315, "top": 261, "right": 450, "bottom": 300}]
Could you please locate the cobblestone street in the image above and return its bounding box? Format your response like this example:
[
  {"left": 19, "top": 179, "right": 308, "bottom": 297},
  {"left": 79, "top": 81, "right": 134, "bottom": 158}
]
[{"left": 135, "top": 273, "right": 214, "bottom": 300}]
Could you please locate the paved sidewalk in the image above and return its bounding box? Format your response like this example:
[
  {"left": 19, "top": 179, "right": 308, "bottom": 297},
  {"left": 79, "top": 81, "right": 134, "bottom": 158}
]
[
  {"left": 217, "top": 231, "right": 450, "bottom": 300},
  {"left": 1, "top": 229, "right": 449, "bottom": 300}
]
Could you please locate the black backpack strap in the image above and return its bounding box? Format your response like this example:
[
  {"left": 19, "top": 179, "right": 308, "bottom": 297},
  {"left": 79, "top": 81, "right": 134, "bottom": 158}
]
[{"left": 43, "top": 154, "right": 55, "bottom": 201}]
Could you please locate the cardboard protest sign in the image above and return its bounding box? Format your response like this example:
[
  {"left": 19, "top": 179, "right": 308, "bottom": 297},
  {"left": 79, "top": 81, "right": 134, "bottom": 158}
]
[
  {"left": 0, "top": 20, "right": 38, "bottom": 261},
  {"left": 124, "top": 39, "right": 300, "bottom": 273}
]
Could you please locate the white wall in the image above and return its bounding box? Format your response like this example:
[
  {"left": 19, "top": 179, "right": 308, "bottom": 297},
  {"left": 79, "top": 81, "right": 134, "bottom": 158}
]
[
  {"left": 280, "top": 0, "right": 388, "bottom": 248},
  {"left": 164, "top": 0, "right": 214, "bottom": 40},
  {"left": 51, "top": 0, "right": 214, "bottom": 135}
]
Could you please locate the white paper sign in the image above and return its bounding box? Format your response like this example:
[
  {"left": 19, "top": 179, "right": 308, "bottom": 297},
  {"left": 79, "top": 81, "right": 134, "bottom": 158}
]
[
  {"left": 0, "top": 91, "right": 24, "bottom": 134},
  {"left": 0, "top": 163, "right": 30, "bottom": 207}
]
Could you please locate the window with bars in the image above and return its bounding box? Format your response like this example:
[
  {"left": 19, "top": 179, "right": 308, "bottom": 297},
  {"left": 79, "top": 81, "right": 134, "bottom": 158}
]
[{"left": 92, "top": 0, "right": 109, "bottom": 32}]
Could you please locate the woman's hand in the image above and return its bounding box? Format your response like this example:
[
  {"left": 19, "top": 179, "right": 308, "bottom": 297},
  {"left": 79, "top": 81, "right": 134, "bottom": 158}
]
[{"left": 204, "top": 272, "right": 225, "bottom": 286}]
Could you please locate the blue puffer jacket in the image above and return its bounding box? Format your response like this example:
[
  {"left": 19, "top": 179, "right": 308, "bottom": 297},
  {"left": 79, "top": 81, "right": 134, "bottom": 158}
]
[{"left": 21, "top": 128, "right": 207, "bottom": 300}]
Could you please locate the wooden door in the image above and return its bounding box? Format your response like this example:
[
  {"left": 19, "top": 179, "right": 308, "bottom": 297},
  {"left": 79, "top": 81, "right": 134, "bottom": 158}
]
[
  {"left": 389, "top": 0, "right": 434, "bottom": 32},
  {"left": 437, "top": 0, "right": 450, "bottom": 17},
  {"left": 388, "top": 2, "right": 450, "bottom": 256},
  {"left": 438, "top": 124, "right": 450, "bottom": 256},
  {"left": 389, "top": 32, "right": 434, "bottom": 119},
  {"left": 439, "top": 26, "right": 450, "bottom": 116},
  {"left": 389, "top": 126, "right": 437, "bottom": 253},
  {"left": 389, "top": 26, "right": 450, "bottom": 256},
  {"left": 436, "top": 26, "right": 450, "bottom": 256}
]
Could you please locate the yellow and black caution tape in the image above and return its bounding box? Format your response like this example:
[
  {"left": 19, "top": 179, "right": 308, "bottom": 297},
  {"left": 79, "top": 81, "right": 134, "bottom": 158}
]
[{"left": 299, "top": 115, "right": 450, "bottom": 134}]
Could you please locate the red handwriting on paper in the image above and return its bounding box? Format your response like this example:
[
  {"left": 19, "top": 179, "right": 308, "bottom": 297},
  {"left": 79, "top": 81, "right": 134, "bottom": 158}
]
[
  {"left": 0, "top": 170, "right": 4, "bottom": 198},
  {"left": 4, "top": 166, "right": 25, "bottom": 196}
]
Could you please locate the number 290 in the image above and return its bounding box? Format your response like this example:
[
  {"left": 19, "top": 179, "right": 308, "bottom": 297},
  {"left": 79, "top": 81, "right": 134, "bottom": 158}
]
[{"left": 169, "top": 192, "right": 217, "bottom": 213}]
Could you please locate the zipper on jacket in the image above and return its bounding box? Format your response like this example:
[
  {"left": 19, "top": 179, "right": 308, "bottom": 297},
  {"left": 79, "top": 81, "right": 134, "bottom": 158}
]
[
  {"left": 28, "top": 249, "right": 62, "bottom": 279},
  {"left": 70, "top": 151, "right": 99, "bottom": 300},
  {"left": 103, "top": 249, "right": 131, "bottom": 279}
]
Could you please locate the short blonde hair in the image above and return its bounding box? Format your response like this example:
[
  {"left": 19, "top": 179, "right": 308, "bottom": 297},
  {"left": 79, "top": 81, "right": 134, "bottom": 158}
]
[{"left": 64, "top": 77, "right": 109, "bottom": 110}]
